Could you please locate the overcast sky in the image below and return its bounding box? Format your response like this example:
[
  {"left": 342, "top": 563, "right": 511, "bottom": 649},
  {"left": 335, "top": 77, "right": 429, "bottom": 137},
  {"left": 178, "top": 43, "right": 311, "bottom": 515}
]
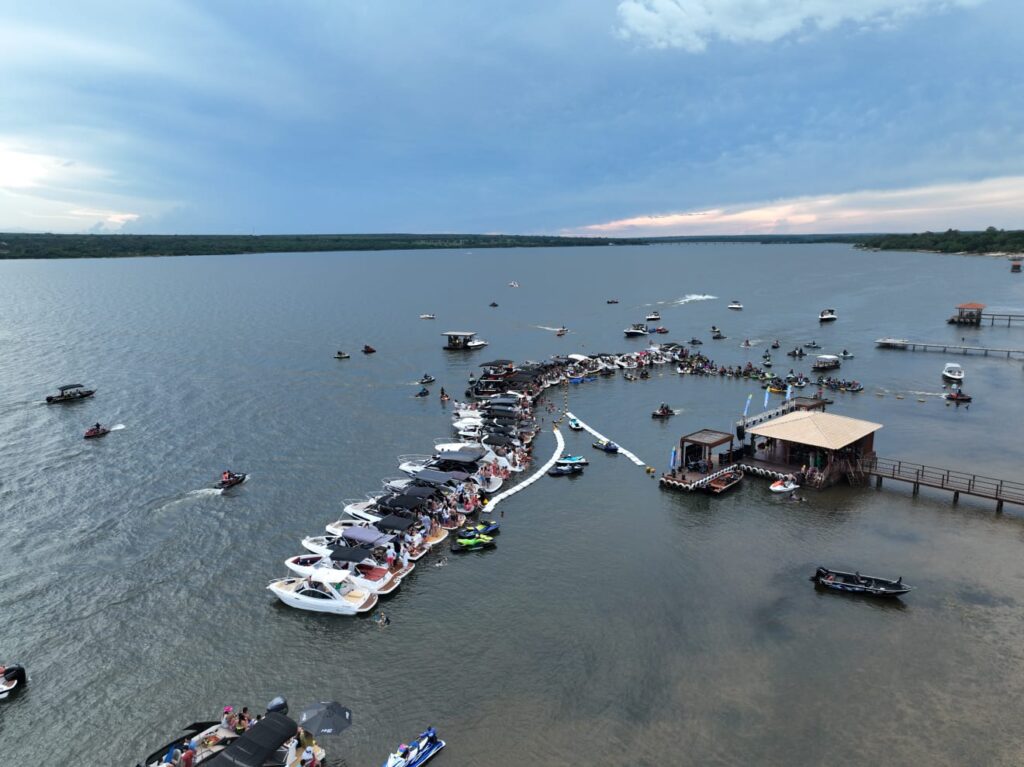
[{"left": 1, "top": 0, "right": 1022, "bottom": 235}]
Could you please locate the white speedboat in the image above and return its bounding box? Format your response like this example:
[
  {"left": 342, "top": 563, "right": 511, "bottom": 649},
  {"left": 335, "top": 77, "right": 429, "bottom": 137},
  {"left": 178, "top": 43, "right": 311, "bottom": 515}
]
[
  {"left": 466, "top": 338, "right": 488, "bottom": 349},
  {"left": 284, "top": 552, "right": 403, "bottom": 595},
  {"left": 268, "top": 571, "right": 378, "bottom": 615},
  {"left": 728, "top": 300, "right": 743, "bottom": 310},
  {"left": 624, "top": 323, "right": 649, "bottom": 337},
  {"left": 818, "top": 308, "right": 838, "bottom": 322},
  {"left": 645, "top": 311, "right": 661, "bottom": 322},
  {"left": 419, "top": 313, "right": 436, "bottom": 320},
  {"left": 942, "top": 362, "right": 965, "bottom": 382},
  {"left": 509, "top": 281, "right": 519, "bottom": 288}
]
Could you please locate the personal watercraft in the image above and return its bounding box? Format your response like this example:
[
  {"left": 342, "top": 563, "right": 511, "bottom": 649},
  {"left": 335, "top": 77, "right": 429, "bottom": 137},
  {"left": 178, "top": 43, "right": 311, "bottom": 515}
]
[
  {"left": 216, "top": 471, "right": 247, "bottom": 490},
  {"left": 382, "top": 727, "right": 446, "bottom": 767},
  {"left": 451, "top": 533, "right": 496, "bottom": 552}
]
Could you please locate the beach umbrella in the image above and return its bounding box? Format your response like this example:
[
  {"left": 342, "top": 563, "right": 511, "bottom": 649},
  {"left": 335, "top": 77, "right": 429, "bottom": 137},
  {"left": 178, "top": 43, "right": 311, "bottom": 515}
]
[{"left": 297, "top": 701, "right": 353, "bottom": 736}]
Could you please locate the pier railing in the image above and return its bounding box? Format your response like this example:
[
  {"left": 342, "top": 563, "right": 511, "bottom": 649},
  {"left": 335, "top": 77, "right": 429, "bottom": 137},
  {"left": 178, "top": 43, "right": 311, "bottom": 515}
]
[{"left": 858, "top": 457, "right": 1024, "bottom": 507}]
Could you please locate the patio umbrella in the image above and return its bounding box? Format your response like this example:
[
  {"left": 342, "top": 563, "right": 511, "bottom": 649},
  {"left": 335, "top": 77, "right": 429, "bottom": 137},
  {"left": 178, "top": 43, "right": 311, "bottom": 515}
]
[{"left": 297, "top": 700, "right": 353, "bottom": 736}]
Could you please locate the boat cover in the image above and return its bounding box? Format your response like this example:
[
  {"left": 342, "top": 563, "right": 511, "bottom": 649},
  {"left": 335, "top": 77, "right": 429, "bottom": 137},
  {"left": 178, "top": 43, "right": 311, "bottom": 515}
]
[
  {"left": 342, "top": 527, "right": 394, "bottom": 545},
  {"left": 380, "top": 495, "right": 427, "bottom": 510},
  {"left": 204, "top": 712, "right": 297, "bottom": 767},
  {"left": 328, "top": 546, "right": 377, "bottom": 563},
  {"left": 436, "top": 448, "right": 485, "bottom": 464},
  {"left": 401, "top": 485, "right": 440, "bottom": 499},
  {"left": 376, "top": 514, "right": 415, "bottom": 532},
  {"left": 478, "top": 359, "right": 514, "bottom": 367},
  {"left": 412, "top": 468, "right": 468, "bottom": 484},
  {"left": 57, "top": 383, "right": 85, "bottom": 391}
]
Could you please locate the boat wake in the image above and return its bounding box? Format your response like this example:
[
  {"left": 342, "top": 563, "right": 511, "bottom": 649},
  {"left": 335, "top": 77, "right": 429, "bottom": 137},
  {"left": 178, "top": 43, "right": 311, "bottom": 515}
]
[
  {"left": 189, "top": 488, "right": 224, "bottom": 498},
  {"left": 671, "top": 294, "right": 717, "bottom": 306},
  {"left": 906, "top": 390, "right": 946, "bottom": 398},
  {"left": 534, "top": 325, "right": 563, "bottom": 332},
  {"left": 109, "top": 424, "right": 126, "bottom": 431}
]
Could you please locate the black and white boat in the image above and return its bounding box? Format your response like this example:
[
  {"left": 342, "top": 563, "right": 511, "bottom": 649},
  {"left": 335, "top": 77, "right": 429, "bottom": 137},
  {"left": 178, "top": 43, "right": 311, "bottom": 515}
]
[
  {"left": 46, "top": 383, "right": 95, "bottom": 404},
  {"left": 0, "top": 664, "right": 26, "bottom": 701},
  {"left": 818, "top": 308, "right": 838, "bottom": 322},
  {"left": 811, "top": 567, "right": 913, "bottom": 597}
]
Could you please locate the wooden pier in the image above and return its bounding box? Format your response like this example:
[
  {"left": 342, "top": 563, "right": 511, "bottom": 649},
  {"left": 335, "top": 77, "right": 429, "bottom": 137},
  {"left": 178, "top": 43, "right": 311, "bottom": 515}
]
[
  {"left": 875, "top": 338, "right": 1024, "bottom": 359},
  {"left": 857, "top": 456, "right": 1024, "bottom": 511},
  {"left": 946, "top": 302, "right": 1024, "bottom": 327}
]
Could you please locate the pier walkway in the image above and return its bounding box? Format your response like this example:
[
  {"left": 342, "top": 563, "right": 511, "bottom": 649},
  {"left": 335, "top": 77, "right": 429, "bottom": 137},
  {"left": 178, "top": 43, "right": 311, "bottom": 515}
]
[
  {"left": 485, "top": 425, "right": 564, "bottom": 512},
  {"left": 564, "top": 411, "right": 647, "bottom": 467},
  {"left": 875, "top": 338, "right": 1024, "bottom": 359},
  {"left": 858, "top": 456, "right": 1024, "bottom": 511}
]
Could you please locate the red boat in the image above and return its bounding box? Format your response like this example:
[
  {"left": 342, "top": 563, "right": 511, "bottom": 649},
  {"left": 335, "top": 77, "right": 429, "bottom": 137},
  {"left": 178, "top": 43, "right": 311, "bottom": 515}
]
[
  {"left": 654, "top": 327, "right": 669, "bottom": 334},
  {"left": 84, "top": 424, "right": 109, "bottom": 439}
]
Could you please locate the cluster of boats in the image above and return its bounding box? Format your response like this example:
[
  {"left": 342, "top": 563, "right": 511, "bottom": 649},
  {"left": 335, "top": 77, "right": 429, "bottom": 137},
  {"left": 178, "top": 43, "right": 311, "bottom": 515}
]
[{"left": 268, "top": 362, "right": 564, "bottom": 616}]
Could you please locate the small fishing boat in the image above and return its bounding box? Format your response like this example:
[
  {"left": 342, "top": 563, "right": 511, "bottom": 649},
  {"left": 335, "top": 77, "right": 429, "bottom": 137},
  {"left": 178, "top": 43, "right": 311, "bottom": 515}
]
[
  {"left": 606, "top": 298, "right": 619, "bottom": 304},
  {"left": 592, "top": 439, "right": 619, "bottom": 453},
  {"left": 362, "top": 345, "right": 377, "bottom": 354},
  {"left": 335, "top": 351, "right": 351, "bottom": 359},
  {"left": 646, "top": 310, "right": 661, "bottom": 322},
  {"left": 45, "top": 383, "right": 95, "bottom": 404},
  {"left": 651, "top": 404, "right": 674, "bottom": 419},
  {"left": 728, "top": 300, "right": 743, "bottom": 310},
  {"left": 839, "top": 350, "right": 855, "bottom": 359},
  {"left": 811, "top": 566, "right": 913, "bottom": 597},
  {"left": 419, "top": 313, "right": 436, "bottom": 320},
  {"left": 216, "top": 471, "right": 247, "bottom": 491},
  {"left": 0, "top": 664, "right": 26, "bottom": 701},
  {"left": 942, "top": 362, "right": 965, "bottom": 382},
  {"left": 769, "top": 477, "right": 799, "bottom": 493},
  {"left": 556, "top": 454, "right": 589, "bottom": 466},
  {"left": 945, "top": 389, "right": 972, "bottom": 403},
  {"left": 624, "top": 323, "right": 649, "bottom": 337},
  {"left": 84, "top": 423, "right": 109, "bottom": 439},
  {"left": 568, "top": 418, "right": 583, "bottom": 431},
  {"left": 548, "top": 464, "right": 583, "bottom": 476},
  {"left": 268, "top": 571, "right": 378, "bottom": 615},
  {"left": 382, "top": 727, "right": 446, "bottom": 767},
  {"left": 419, "top": 374, "right": 436, "bottom": 385},
  {"left": 451, "top": 532, "right": 496, "bottom": 552},
  {"left": 654, "top": 326, "right": 669, "bottom": 334},
  {"left": 818, "top": 308, "right": 838, "bottom": 322},
  {"left": 707, "top": 467, "right": 743, "bottom": 494}
]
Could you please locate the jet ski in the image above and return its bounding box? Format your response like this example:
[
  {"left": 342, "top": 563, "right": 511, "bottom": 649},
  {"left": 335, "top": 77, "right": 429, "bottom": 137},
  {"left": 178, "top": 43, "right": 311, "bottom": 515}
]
[
  {"left": 592, "top": 439, "right": 619, "bottom": 453},
  {"left": 216, "top": 471, "right": 247, "bottom": 490},
  {"left": 711, "top": 331, "right": 727, "bottom": 340},
  {"left": 335, "top": 351, "right": 351, "bottom": 359},
  {"left": 382, "top": 727, "right": 445, "bottom": 767},
  {"left": 419, "top": 375, "right": 435, "bottom": 385},
  {"left": 415, "top": 387, "right": 430, "bottom": 397},
  {"left": 548, "top": 464, "right": 584, "bottom": 476},
  {"left": 651, "top": 405, "right": 674, "bottom": 419},
  {"left": 567, "top": 418, "right": 583, "bottom": 431},
  {"left": 639, "top": 369, "right": 650, "bottom": 379},
  {"left": 459, "top": 521, "right": 501, "bottom": 537},
  {"left": 451, "top": 533, "right": 496, "bottom": 552},
  {"left": 770, "top": 478, "right": 800, "bottom": 493},
  {"left": 839, "top": 350, "right": 855, "bottom": 359},
  {"left": 362, "top": 345, "right": 377, "bottom": 354},
  {"left": 489, "top": 302, "right": 499, "bottom": 307},
  {"left": 803, "top": 341, "right": 821, "bottom": 349},
  {"left": 0, "top": 664, "right": 26, "bottom": 701},
  {"left": 945, "top": 390, "right": 972, "bottom": 403},
  {"left": 84, "top": 424, "right": 110, "bottom": 439},
  {"left": 556, "top": 454, "right": 589, "bottom": 466},
  {"left": 556, "top": 327, "right": 568, "bottom": 336},
  {"left": 771, "top": 340, "right": 780, "bottom": 349}
]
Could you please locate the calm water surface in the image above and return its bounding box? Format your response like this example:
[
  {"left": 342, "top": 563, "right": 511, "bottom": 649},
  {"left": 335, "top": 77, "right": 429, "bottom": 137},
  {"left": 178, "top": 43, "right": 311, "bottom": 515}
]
[{"left": 2, "top": 244, "right": 1024, "bottom": 766}]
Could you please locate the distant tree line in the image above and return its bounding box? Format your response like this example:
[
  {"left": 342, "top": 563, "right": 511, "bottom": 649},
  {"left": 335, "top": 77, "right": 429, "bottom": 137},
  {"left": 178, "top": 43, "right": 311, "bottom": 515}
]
[
  {"left": 0, "top": 233, "right": 649, "bottom": 260},
  {"left": 859, "top": 227, "right": 1024, "bottom": 254}
]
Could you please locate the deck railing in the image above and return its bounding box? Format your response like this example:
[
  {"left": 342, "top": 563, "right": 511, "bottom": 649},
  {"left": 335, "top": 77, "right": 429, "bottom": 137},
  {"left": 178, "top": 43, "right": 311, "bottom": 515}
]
[{"left": 858, "top": 457, "right": 1024, "bottom": 505}]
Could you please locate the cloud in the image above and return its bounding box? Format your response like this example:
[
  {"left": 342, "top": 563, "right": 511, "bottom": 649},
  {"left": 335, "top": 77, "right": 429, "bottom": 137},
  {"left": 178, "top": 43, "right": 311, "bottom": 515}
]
[
  {"left": 616, "top": 0, "right": 986, "bottom": 52},
  {"left": 570, "top": 176, "right": 1024, "bottom": 235}
]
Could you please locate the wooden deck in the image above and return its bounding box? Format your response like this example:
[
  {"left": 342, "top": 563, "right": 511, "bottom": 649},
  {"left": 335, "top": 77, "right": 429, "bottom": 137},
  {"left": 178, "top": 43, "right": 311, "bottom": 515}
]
[
  {"left": 875, "top": 338, "right": 1024, "bottom": 359},
  {"left": 858, "top": 457, "right": 1024, "bottom": 511}
]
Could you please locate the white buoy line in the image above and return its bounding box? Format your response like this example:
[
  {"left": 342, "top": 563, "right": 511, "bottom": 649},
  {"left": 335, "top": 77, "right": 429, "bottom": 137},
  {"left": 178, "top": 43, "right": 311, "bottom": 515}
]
[
  {"left": 484, "top": 426, "right": 564, "bottom": 512},
  {"left": 564, "top": 411, "right": 646, "bottom": 468}
]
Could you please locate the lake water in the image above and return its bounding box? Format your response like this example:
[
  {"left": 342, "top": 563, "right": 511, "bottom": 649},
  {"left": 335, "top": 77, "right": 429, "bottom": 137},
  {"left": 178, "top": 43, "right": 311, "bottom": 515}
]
[{"left": 2, "top": 243, "right": 1023, "bottom": 766}]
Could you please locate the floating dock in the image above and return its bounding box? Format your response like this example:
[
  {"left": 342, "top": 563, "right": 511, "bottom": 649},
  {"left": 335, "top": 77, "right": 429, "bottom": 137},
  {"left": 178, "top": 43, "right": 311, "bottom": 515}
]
[
  {"left": 564, "top": 411, "right": 646, "bottom": 467},
  {"left": 875, "top": 337, "right": 1024, "bottom": 359}
]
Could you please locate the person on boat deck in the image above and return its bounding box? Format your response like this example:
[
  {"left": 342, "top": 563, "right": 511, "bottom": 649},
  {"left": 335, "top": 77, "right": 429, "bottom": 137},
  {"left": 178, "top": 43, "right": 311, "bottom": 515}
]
[
  {"left": 221, "top": 706, "right": 235, "bottom": 730},
  {"left": 179, "top": 742, "right": 195, "bottom": 767},
  {"left": 222, "top": 471, "right": 231, "bottom": 483},
  {"left": 94, "top": 422, "right": 101, "bottom": 430},
  {"left": 300, "top": 746, "right": 320, "bottom": 766},
  {"left": 235, "top": 707, "right": 250, "bottom": 734}
]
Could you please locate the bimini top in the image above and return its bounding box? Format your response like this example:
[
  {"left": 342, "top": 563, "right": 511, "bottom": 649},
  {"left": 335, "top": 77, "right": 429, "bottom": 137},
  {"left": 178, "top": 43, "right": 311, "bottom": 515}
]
[
  {"left": 412, "top": 468, "right": 469, "bottom": 485},
  {"left": 478, "top": 359, "right": 514, "bottom": 367},
  {"left": 379, "top": 495, "right": 427, "bottom": 511},
  {"left": 205, "top": 712, "right": 297, "bottom": 767},
  {"left": 341, "top": 527, "right": 394, "bottom": 546},
  {"left": 442, "top": 331, "right": 477, "bottom": 337},
  {"left": 375, "top": 514, "right": 415, "bottom": 532},
  {"left": 815, "top": 354, "right": 840, "bottom": 361},
  {"left": 437, "top": 447, "right": 487, "bottom": 463},
  {"left": 748, "top": 410, "right": 882, "bottom": 451},
  {"left": 401, "top": 485, "right": 440, "bottom": 499},
  {"left": 328, "top": 545, "right": 378, "bottom": 563},
  {"left": 58, "top": 383, "right": 86, "bottom": 391}
]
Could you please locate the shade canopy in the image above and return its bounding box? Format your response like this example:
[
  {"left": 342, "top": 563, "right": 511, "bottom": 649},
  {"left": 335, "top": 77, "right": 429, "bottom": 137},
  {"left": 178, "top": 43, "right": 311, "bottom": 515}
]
[
  {"left": 328, "top": 546, "right": 377, "bottom": 563},
  {"left": 748, "top": 411, "right": 882, "bottom": 451},
  {"left": 58, "top": 384, "right": 85, "bottom": 391},
  {"left": 376, "top": 514, "right": 414, "bottom": 532},
  {"left": 204, "top": 713, "right": 297, "bottom": 767},
  {"left": 957, "top": 302, "right": 986, "bottom": 310},
  {"left": 342, "top": 527, "right": 393, "bottom": 545},
  {"left": 680, "top": 429, "right": 734, "bottom": 448},
  {"left": 297, "top": 701, "right": 353, "bottom": 737},
  {"left": 442, "top": 331, "right": 476, "bottom": 336},
  {"left": 380, "top": 495, "right": 426, "bottom": 510},
  {"left": 412, "top": 468, "right": 468, "bottom": 485}
]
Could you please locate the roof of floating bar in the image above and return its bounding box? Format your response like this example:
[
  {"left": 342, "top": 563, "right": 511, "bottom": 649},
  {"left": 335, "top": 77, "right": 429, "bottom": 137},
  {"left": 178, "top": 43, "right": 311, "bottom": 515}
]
[{"left": 748, "top": 411, "right": 882, "bottom": 451}]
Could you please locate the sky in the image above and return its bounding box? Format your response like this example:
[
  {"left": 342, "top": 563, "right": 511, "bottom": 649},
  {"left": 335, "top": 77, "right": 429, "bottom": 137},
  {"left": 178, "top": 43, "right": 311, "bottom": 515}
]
[{"left": 1, "top": 0, "right": 1022, "bottom": 236}]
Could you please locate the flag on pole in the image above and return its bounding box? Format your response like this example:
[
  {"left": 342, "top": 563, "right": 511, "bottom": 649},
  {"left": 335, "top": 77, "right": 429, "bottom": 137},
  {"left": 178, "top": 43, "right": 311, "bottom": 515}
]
[
  {"left": 670, "top": 446, "right": 677, "bottom": 470},
  {"left": 743, "top": 393, "right": 753, "bottom": 417},
  {"left": 786, "top": 384, "right": 793, "bottom": 401},
  {"left": 763, "top": 388, "right": 770, "bottom": 409}
]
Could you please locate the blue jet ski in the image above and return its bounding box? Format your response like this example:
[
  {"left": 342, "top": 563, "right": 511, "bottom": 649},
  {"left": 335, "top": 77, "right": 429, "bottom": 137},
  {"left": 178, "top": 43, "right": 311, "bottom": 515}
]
[
  {"left": 592, "top": 439, "right": 619, "bottom": 453},
  {"left": 383, "top": 727, "right": 446, "bottom": 767},
  {"left": 556, "top": 454, "right": 589, "bottom": 466}
]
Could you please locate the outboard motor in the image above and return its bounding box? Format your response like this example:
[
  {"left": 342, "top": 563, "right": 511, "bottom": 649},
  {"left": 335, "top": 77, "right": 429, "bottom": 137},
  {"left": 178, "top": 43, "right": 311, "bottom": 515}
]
[{"left": 266, "top": 695, "right": 288, "bottom": 716}]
